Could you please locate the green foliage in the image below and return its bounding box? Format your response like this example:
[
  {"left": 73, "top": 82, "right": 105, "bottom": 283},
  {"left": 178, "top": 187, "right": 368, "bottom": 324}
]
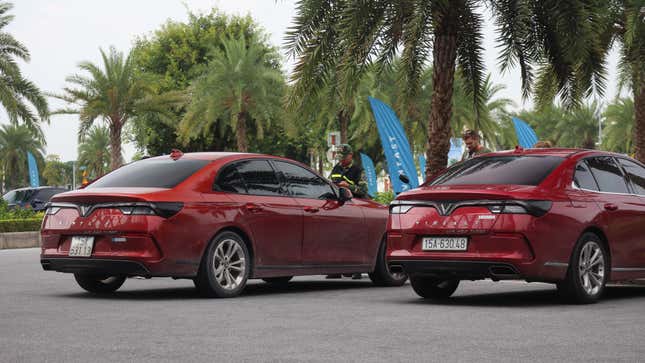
[
  {"left": 602, "top": 98, "right": 634, "bottom": 154},
  {"left": 77, "top": 126, "right": 110, "bottom": 179},
  {"left": 372, "top": 191, "right": 395, "bottom": 206},
  {"left": 0, "top": 124, "right": 45, "bottom": 190},
  {"left": 0, "top": 218, "right": 42, "bottom": 232},
  {"left": 0, "top": 2, "right": 49, "bottom": 131},
  {"left": 0, "top": 199, "right": 42, "bottom": 219},
  {"left": 42, "top": 155, "right": 71, "bottom": 187}
]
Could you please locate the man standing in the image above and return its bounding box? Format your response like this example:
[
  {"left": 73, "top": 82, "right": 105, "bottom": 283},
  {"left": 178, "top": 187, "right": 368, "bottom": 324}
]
[
  {"left": 329, "top": 144, "right": 368, "bottom": 199},
  {"left": 327, "top": 144, "right": 367, "bottom": 280},
  {"left": 460, "top": 129, "right": 491, "bottom": 161}
]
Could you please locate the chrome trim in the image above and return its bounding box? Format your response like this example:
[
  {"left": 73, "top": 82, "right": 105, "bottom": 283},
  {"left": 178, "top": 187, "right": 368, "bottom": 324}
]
[
  {"left": 389, "top": 199, "right": 552, "bottom": 217},
  {"left": 544, "top": 262, "right": 569, "bottom": 268},
  {"left": 612, "top": 267, "right": 645, "bottom": 272},
  {"left": 571, "top": 181, "right": 639, "bottom": 197},
  {"left": 46, "top": 201, "right": 182, "bottom": 218}
]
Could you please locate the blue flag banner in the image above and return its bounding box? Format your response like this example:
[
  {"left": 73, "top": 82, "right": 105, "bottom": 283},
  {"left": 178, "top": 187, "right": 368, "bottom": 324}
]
[
  {"left": 418, "top": 154, "right": 426, "bottom": 183},
  {"left": 448, "top": 138, "right": 464, "bottom": 165},
  {"left": 512, "top": 117, "right": 538, "bottom": 148},
  {"left": 368, "top": 97, "right": 418, "bottom": 194},
  {"left": 360, "top": 153, "right": 378, "bottom": 197},
  {"left": 27, "top": 151, "right": 40, "bottom": 188}
]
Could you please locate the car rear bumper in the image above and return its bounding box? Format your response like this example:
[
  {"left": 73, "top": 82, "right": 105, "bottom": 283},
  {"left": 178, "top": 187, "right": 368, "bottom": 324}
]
[
  {"left": 388, "top": 259, "right": 522, "bottom": 280},
  {"left": 41, "top": 258, "right": 151, "bottom": 276}
]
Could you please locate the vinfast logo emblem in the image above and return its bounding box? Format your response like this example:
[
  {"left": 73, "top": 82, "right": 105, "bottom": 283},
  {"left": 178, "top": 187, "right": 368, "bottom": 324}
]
[
  {"left": 437, "top": 202, "right": 454, "bottom": 216},
  {"left": 79, "top": 205, "right": 92, "bottom": 217}
]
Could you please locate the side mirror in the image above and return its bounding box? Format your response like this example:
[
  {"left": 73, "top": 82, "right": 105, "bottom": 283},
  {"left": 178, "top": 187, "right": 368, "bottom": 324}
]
[
  {"left": 338, "top": 187, "right": 353, "bottom": 202},
  {"left": 399, "top": 174, "right": 410, "bottom": 184}
]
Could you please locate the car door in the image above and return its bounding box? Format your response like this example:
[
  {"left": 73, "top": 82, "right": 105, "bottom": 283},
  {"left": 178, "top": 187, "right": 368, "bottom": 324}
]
[
  {"left": 616, "top": 158, "right": 645, "bottom": 271},
  {"left": 271, "top": 160, "right": 368, "bottom": 265},
  {"left": 212, "top": 159, "right": 303, "bottom": 267},
  {"left": 585, "top": 156, "right": 644, "bottom": 270}
]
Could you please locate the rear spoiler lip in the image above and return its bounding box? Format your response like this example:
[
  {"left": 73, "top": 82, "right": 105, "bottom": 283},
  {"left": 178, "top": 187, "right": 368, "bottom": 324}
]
[
  {"left": 389, "top": 199, "right": 552, "bottom": 217},
  {"left": 45, "top": 201, "right": 183, "bottom": 218}
]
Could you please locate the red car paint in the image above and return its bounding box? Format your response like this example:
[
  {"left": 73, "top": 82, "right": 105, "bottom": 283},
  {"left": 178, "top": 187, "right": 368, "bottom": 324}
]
[
  {"left": 41, "top": 153, "right": 388, "bottom": 279},
  {"left": 386, "top": 148, "right": 645, "bottom": 283}
]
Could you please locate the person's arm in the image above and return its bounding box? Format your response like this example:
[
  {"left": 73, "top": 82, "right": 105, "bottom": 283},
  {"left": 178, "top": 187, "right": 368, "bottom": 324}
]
[{"left": 350, "top": 169, "right": 369, "bottom": 198}]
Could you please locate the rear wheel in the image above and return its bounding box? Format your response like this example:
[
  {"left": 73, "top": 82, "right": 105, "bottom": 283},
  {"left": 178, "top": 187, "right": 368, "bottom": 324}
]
[
  {"left": 410, "top": 275, "right": 459, "bottom": 299},
  {"left": 557, "top": 232, "right": 608, "bottom": 304},
  {"left": 369, "top": 239, "right": 408, "bottom": 287},
  {"left": 262, "top": 276, "right": 293, "bottom": 286},
  {"left": 194, "top": 231, "right": 250, "bottom": 298},
  {"left": 74, "top": 274, "right": 126, "bottom": 293}
]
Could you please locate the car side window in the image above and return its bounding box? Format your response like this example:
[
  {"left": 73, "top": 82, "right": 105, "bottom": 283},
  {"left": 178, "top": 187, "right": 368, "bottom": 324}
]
[
  {"left": 573, "top": 162, "right": 599, "bottom": 191},
  {"left": 586, "top": 157, "right": 629, "bottom": 194},
  {"left": 214, "top": 165, "right": 247, "bottom": 194},
  {"left": 273, "top": 161, "right": 335, "bottom": 199},
  {"left": 235, "top": 160, "right": 282, "bottom": 196},
  {"left": 618, "top": 159, "right": 645, "bottom": 196}
]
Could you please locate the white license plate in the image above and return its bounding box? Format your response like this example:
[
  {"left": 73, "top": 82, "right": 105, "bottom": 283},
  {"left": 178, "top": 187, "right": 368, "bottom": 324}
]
[
  {"left": 69, "top": 236, "right": 94, "bottom": 257},
  {"left": 422, "top": 237, "right": 468, "bottom": 251}
]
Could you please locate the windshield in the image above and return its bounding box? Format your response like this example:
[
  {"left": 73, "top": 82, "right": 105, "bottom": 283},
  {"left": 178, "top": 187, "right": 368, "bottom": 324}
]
[
  {"left": 86, "top": 158, "right": 210, "bottom": 189},
  {"left": 3, "top": 189, "right": 35, "bottom": 204},
  {"left": 430, "top": 156, "right": 564, "bottom": 186}
]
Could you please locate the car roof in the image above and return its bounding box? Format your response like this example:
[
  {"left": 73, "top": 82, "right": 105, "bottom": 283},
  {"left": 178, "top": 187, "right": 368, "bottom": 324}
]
[
  {"left": 7, "top": 186, "right": 65, "bottom": 192},
  {"left": 479, "top": 147, "right": 633, "bottom": 159},
  {"left": 145, "top": 152, "right": 266, "bottom": 162}
]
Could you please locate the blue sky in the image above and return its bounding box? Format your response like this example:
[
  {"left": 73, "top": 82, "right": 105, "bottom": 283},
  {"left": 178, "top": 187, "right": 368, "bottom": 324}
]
[{"left": 5, "top": 0, "right": 620, "bottom": 162}]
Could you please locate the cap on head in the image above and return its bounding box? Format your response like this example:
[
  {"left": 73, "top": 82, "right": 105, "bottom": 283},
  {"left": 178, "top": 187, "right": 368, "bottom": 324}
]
[
  {"left": 337, "top": 144, "right": 353, "bottom": 157},
  {"left": 462, "top": 129, "right": 480, "bottom": 140}
]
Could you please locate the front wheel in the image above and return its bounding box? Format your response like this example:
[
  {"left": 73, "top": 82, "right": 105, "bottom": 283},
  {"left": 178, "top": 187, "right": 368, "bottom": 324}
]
[
  {"left": 194, "top": 231, "right": 250, "bottom": 298},
  {"left": 369, "top": 239, "right": 408, "bottom": 287},
  {"left": 410, "top": 275, "right": 459, "bottom": 299},
  {"left": 74, "top": 274, "right": 126, "bottom": 293},
  {"left": 557, "top": 233, "right": 608, "bottom": 304}
]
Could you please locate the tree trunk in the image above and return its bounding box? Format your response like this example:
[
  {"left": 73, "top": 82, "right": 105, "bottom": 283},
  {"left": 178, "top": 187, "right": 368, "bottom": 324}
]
[
  {"left": 236, "top": 112, "right": 249, "bottom": 152},
  {"left": 426, "top": 7, "right": 458, "bottom": 177},
  {"left": 634, "top": 83, "right": 645, "bottom": 163},
  {"left": 109, "top": 120, "right": 123, "bottom": 170},
  {"left": 338, "top": 109, "right": 349, "bottom": 144},
  {"left": 318, "top": 149, "right": 324, "bottom": 174}
]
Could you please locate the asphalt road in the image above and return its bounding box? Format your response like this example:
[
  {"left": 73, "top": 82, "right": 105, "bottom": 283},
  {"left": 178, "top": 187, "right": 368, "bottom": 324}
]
[{"left": 2, "top": 248, "right": 645, "bottom": 363}]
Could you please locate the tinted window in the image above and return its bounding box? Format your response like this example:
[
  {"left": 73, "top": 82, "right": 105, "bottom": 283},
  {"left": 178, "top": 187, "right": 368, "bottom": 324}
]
[
  {"left": 274, "top": 161, "right": 335, "bottom": 199},
  {"left": 215, "top": 165, "right": 247, "bottom": 193},
  {"left": 35, "top": 189, "right": 57, "bottom": 201},
  {"left": 2, "top": 189, "right": 35, "bottom": 204},
  {"left": 573, "top": 162, "right": 599, "bottom": 191},
  {"left": 618, "top": 159, "right": 645, "bottom": 195},
  {"left": 235, "top": 160, "right": 281, "bottom": 196},
  {"left": 430, "top": 156, "right": 564, "bottom": 186},
  {"left": 586, "top": 157, "right": 629, "bottom": 194},
  {"left": 87, "top": 158, "right": 209, "bottom": 188}
]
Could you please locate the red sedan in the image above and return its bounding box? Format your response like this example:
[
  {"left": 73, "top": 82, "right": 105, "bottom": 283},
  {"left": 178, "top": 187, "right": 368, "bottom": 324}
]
[
  {"left": 40, "top": 152, "right": 406, "bottom": 297},
  {"left": 387, "top": 148, "right": 645, "bottom": 303}
]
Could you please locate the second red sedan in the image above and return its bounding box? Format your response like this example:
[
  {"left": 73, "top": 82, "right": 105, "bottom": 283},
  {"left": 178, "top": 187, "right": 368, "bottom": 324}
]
[
  {"left": 387, "top": 148, "right": 645, "bottom": 304},
  {"left": 40, "top": 152, "right": 406, "bottom": 297}
]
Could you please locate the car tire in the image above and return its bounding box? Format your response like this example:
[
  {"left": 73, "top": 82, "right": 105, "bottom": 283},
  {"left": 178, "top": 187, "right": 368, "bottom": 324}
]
[
  {"left": 409, "top": 275, "right": 459, "bottom": 299},
  {"left": 557, "top": 232, "right": 608, "bottom": 304},
  {"left": 73, "top": 274, "right": 126, "bottom": 293},
  {"left": 194, "top": 231, "right": 250, "bottom": 298},
  {"left": 368, "top": 239, "right": 408, "bottom": 287},
  {"left": 262, "top": 276, "right": 293, "bottom": 286}
]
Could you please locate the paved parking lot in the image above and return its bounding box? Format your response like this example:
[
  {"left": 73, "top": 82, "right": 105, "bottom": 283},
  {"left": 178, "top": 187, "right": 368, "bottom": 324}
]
[{"left": 1, "top": 248, "right": 644, "bottom": 362}]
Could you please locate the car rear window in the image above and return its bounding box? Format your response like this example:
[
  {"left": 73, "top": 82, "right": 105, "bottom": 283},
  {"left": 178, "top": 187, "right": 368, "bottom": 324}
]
[
  {"left": 2, "top": 189, "right": 35, "bottom": 204},
  {"left": 86, "top": 158, "right": 210, "bottom": 189},
  {"left": 430, "top": 156, "right": 564, "bottom": 186}
]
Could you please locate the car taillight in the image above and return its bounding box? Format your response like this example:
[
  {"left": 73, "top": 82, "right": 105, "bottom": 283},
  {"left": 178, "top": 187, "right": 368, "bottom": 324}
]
[
  {"left": 119, "top": 202, "right": 183, "bottom": 218},
  {"left": 487, "top": 201, "right": 552, "bottom": 217},
  {"left": 119, "top": 206, "right": 156, "bottom": 215},
  {"left": 46, "top": 206, "right": 61, "bottom": 215},
  {"left": 390, "top": 205, "right": 414, "bottom": 214}
]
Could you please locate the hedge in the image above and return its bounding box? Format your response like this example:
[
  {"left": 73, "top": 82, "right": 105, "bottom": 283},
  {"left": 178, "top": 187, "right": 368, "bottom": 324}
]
[{"left": 0, "top": 218, "right": 43, "bottom": 233}]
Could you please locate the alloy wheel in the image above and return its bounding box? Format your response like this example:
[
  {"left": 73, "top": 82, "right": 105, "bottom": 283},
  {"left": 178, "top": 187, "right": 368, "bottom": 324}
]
[
  {"left": 212, "top": 238, "right": 246, "bottom": 291},
  {"left": 578, "top": 241, "right": 605, "bottom": 296}
]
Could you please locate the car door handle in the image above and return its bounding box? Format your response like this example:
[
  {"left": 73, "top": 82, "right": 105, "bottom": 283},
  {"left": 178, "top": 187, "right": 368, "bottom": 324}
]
[
  {"left": 604, "top": 203, "right": 618, "bottom": 211},
  {"left": 245, "top": 203, "right": 263, "bottom": 213},
  {"left": 304, "top": 206, "right": 319, "bottom": 213}
]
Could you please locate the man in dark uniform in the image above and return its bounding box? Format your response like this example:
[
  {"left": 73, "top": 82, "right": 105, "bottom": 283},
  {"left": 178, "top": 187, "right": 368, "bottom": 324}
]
[
  {"left": 327, "top": 144, "right": 367, "bottom": 280},
  {"left": 329, "top": 144, "right": 368, "bottom": 199}
]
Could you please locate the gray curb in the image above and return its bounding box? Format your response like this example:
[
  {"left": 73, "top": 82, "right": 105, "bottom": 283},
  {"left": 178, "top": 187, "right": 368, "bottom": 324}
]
[{"left": 0, "top": 232, "right": 41, "bottom": 249}]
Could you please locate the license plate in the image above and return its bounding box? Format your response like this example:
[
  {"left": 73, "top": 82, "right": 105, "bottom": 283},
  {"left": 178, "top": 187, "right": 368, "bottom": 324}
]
[
  {"left": 422, "top": 237, "right": 468, "bottom": 251},
  {"left": 69, "top": 236, "right": 94, "bottom": 257}
]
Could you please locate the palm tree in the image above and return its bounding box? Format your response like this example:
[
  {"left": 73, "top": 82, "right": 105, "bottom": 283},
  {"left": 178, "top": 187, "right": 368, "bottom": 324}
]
[
  {"left": 0, "top": 2, "right": 48, "bottom": 131},
  {"left": 78, "top": 125, "right": 111, "bottom": 179},
  {"left": 52, "top": 47, "right": 182, "bottom": 170},
  {"left": 179, "top": 36, "right": 284, "bottom": 152},
  {"left": 602, "top": 98, "right": 634, "bottom": 154},
  {"left": 288, "top": 1, "right": 606, "bottom": 176},
  {"left": 557, "top": 102, "right": 603, "bottom": 149},
  {"left": 0, "top": 123, "right": 45, "bottom": 190}
]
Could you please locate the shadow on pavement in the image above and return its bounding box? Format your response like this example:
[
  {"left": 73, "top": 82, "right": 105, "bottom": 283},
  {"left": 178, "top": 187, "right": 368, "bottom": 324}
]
[
  {"left": 406, "top": 285, "right": 645, "bottom": 307},
  {"left": 51, "top": 279, "right": 379, "bottom": 301}
]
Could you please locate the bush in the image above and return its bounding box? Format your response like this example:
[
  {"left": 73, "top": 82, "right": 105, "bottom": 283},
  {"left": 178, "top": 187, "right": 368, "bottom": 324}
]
[
  {"left": 0, "top": 199, "right": 43, "bottom": 219},
  {"left": 373, "top": 191, "right": 395, "bottom": 205},
  {"left": 0, "top": 217, "right": 43, "bottom": 233}
]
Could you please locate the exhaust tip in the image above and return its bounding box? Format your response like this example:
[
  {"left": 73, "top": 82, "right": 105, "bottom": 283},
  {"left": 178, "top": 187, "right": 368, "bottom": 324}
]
[
  {"left": 489, "top": 265, "right": 519, "bottom": 278},
  {"left": 389, "top": 265, "right": 404, "bottom": 274}
]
